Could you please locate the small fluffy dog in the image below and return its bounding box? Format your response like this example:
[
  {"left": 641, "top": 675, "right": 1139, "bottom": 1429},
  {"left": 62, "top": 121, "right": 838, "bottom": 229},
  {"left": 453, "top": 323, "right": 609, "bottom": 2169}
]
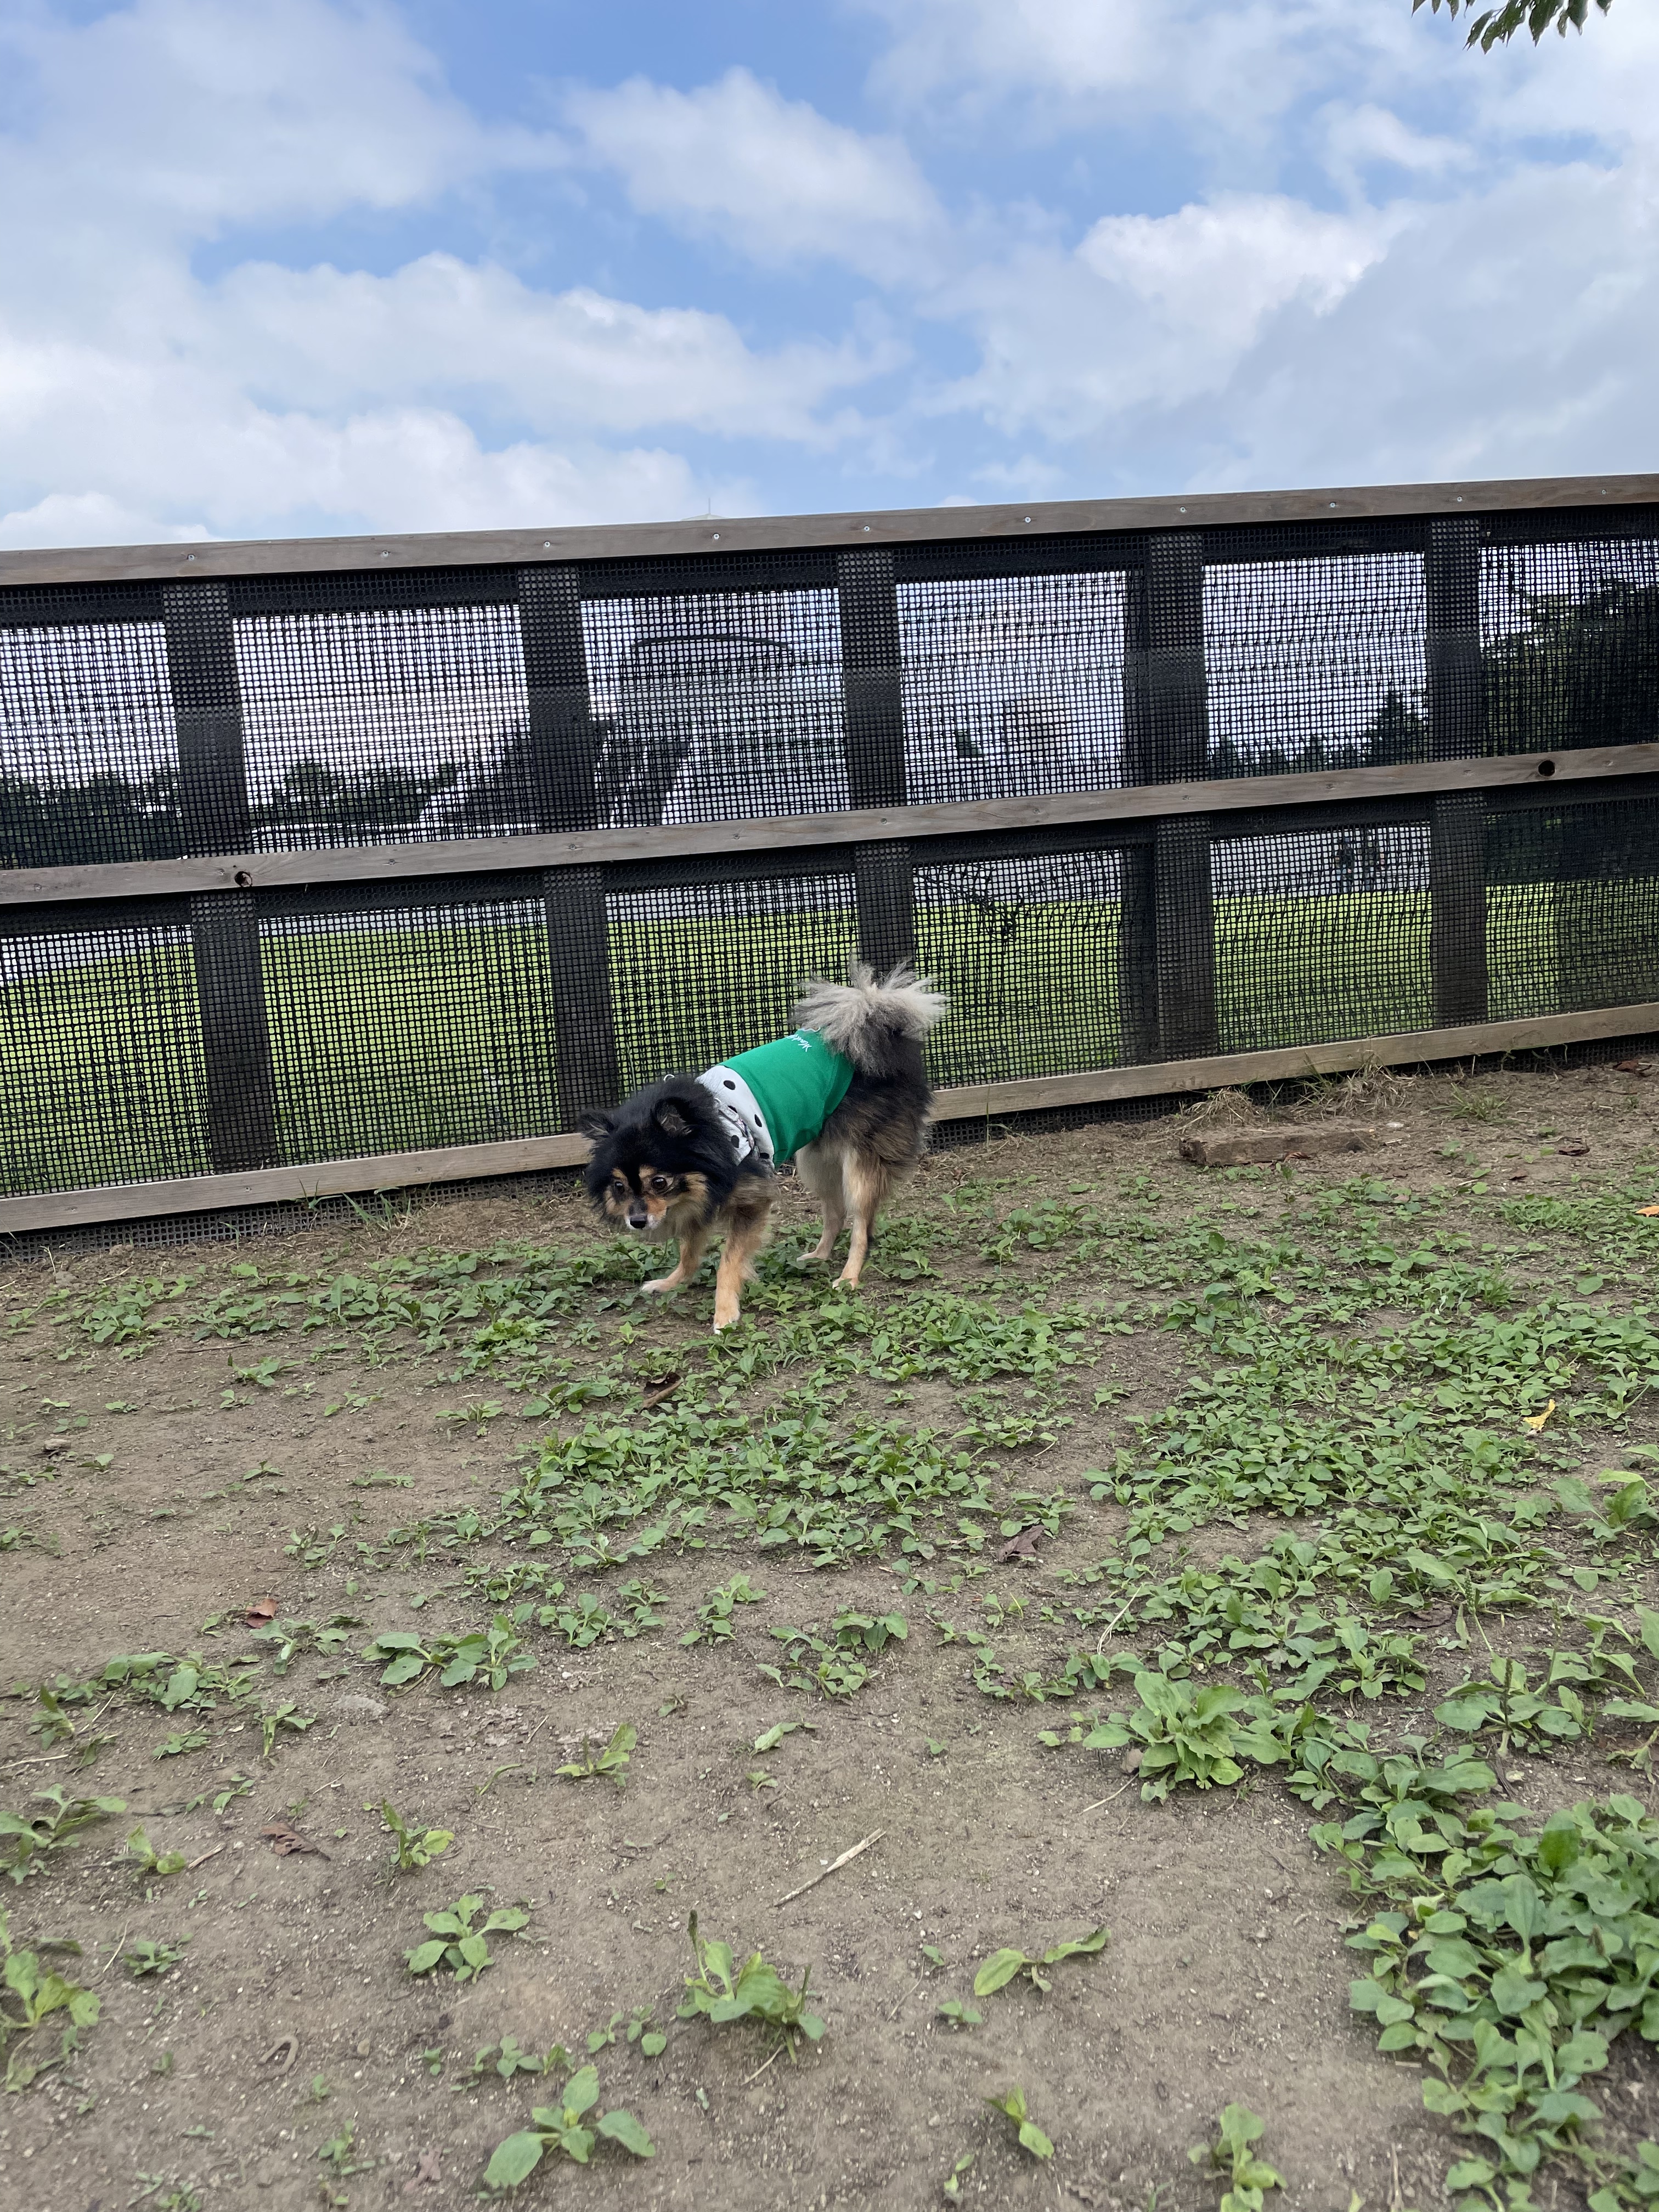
[{"left": 581, "top": 966, "right": 947, "bottom": 1330}]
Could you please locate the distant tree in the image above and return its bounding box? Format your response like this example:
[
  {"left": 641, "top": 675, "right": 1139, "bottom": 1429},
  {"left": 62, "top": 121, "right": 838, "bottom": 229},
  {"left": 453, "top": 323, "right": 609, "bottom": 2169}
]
[
  {"left": 1360, "top": 686, "right": 1429, "bottom": 768},
  {"left": 0, "top": 767, "right": 182, "bottom": 870},
  {"left": 250, "top": 756, "right": 459, "bottom": 839},
  {"left": 1484, "top": 580, "right": 1659, "bottom": 754},
  {"left": 1413, "top": 0, "right": 1612, "bottom": 52}
]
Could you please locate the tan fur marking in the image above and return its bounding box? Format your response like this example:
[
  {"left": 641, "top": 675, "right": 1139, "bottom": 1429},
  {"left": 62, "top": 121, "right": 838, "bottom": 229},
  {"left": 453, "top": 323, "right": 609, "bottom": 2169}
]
[
  {"left": 836, "top": 1151, "right": 893, "bottom": 1290},
  {"left": 711, "top": 1194, "right": 774, "bottom": 1330},
  {"left": 793, "top": 1138, "right": 847, "bottom": 1267},
  {"left": 641, "top": 1215, "right": 711, "bottom": 1296}
]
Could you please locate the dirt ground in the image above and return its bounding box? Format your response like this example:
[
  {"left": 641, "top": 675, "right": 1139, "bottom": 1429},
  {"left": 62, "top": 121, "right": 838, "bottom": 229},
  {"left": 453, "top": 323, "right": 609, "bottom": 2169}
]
[{"left": 2, "top": 1056, "right": 1657, "bottom": 2212}]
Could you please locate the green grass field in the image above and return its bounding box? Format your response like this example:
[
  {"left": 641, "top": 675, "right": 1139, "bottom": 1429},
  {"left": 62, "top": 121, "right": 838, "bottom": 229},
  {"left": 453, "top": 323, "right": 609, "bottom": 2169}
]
[{"left": 0, "top": 881, "right": 1646, "bottom": 1194}]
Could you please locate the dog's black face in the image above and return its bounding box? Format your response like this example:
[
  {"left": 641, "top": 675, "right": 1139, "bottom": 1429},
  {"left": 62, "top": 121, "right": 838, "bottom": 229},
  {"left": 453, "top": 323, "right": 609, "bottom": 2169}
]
[{"left": 580, "top": 1080, "right": 743, "bottom": 1242}]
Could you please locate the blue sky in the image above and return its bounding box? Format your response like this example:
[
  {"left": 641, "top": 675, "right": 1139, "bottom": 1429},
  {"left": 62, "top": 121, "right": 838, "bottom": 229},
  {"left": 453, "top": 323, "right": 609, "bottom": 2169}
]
[{"left": 1, "top": 0, "right": 1655, "bottom": 546}]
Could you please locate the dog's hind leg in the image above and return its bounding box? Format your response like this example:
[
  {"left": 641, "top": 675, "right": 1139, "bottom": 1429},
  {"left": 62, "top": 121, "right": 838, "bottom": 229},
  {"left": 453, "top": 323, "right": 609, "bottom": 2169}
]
[
  {"left": 712, "top": 1199, "right": 772, "bottom": 1331},
  {"left": 641, "top": 1222, "right": 710, "bottom": 1296},
  {"left": 792, "top": 1140, "right": 845, "bottom": 1268},
  {"left": 836, "top": 1154, "right": 891, "bottom": 1291}
]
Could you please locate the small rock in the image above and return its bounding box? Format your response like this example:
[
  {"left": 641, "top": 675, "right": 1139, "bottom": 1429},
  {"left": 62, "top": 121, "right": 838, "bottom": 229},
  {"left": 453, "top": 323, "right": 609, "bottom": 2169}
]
[
  {"left": 1123, "top": 1747, "right": 1143, "bottom": 1773},
  {"left": 331, "top": 1694, "right": 388, "bottom": 1724}
]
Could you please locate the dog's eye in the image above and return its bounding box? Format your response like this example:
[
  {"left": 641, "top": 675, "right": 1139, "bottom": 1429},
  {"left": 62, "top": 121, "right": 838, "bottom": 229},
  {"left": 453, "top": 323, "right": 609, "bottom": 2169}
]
[{"left": 649, "top": 1175, "right": 674, "bottom": 1196}]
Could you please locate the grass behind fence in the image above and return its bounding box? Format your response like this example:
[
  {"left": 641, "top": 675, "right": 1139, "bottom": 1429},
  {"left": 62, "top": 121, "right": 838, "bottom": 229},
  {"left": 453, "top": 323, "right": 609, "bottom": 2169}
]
[{"left": 0, "top": 885, "right": 1610, "bottom": 1194}]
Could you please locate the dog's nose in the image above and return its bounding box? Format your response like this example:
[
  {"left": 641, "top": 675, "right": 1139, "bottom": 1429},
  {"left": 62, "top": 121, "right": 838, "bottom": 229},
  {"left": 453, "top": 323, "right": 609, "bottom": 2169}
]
[{"left": 627, "top": 1209, "right": 650, "bottom": 1230}]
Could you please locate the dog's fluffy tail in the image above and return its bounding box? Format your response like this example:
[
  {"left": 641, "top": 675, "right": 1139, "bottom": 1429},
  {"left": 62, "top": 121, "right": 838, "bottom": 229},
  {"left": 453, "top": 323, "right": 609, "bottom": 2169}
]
[{"left": 793, "top": 963, "right": 947, "bottom": 1073}]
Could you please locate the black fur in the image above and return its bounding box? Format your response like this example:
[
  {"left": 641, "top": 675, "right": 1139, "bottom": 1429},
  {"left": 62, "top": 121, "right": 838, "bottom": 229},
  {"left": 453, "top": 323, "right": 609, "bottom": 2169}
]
[
  {"left": 580, "top": 1076, "right": 768, "bottom": 1223},
  {"left": 815, "top": 1028, "right": 934, "bottom": 1169}
]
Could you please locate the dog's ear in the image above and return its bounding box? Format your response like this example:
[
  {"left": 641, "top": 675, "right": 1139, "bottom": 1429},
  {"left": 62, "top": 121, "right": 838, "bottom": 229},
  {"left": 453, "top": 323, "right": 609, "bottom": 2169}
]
[
  {"left": 653, "top": 1099, "right": 694, "bottom": 1139},
  {"left": 576, "top": 1107, "right": 615, "bottom": 1141}
]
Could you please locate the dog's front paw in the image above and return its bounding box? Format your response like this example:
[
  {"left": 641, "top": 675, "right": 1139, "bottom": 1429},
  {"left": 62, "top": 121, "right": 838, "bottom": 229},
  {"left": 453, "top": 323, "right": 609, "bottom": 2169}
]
[
  {"left": 792, "top": 1250, "right": 828, "bottom": 1272},
  {"left": 712, "top": 1306, "right": 742, "bottom": 1331},
  {"left": 640, "top": 1275, "right": 681, "bottom": 1296}
]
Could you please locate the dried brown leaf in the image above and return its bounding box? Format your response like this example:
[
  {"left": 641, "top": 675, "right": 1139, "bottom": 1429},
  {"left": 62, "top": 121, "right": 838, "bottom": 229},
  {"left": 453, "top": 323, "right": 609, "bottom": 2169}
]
[{"left": 261, "top": 1819, "right": 328, "bottom": 1859}]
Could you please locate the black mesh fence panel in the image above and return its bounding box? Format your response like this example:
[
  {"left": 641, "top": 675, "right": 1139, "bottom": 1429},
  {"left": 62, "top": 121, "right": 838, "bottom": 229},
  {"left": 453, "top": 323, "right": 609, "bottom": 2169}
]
[
  {"left": 1211, "top": 822, "right": 1432, "bottom": 1050},
  {"left": 0, "top": 902, "right": 208, "bottom": 1191},
  {"left": 234, "top": 602, "right": 530, "bottom": 847},
  {"left": 258, "top": 878, "right": 561, "bottom": 1159},
  {"left": 1481, "top": 529, "right": 1659, "bottom": 755},
  {"left": 898, "top": 568, "right": 1129, "bottom": 804},
  {"left": 1204, "top": 550, "right": 1427, "bottom": 776},
  {"left": 915, "top": 847, "right": 1125, "bottom": 1082},
  {"left": 3, "top": 502, "right": 1659, "bottom": 1209},
  {"left": 0, "top": 619, "right": 181, "bottom": 866},
  {"left": 1488, "top": 794, "right": 1659, "bottom": 1019},
  {"left": 579, "top": 583, "right": 845, "bottom": 825},
  {"left": 606, "top": 870, "right": 860, "bottom": 1089}
]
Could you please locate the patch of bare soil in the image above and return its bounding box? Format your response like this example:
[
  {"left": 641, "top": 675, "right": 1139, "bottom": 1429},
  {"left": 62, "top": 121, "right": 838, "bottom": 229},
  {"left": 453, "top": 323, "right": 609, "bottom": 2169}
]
[{"left": 1, "top": 1059, "right": 1655, "bottom": 2212}]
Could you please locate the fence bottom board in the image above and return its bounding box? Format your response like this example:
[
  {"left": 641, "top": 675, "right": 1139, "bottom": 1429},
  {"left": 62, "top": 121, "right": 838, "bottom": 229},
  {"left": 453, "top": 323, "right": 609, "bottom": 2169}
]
[
  {"left": 933, "top": 1001, "right": 1659, "bottom": 1120},
  {"left": 4, "top": 998, "right": 1657, "bottom": 1238}
]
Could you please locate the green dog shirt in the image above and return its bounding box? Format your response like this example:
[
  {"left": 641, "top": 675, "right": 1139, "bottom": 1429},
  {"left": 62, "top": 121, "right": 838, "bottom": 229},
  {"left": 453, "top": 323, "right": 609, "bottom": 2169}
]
[{"left": 697, "top": 1029, "right": 855, "bottom": 1165}]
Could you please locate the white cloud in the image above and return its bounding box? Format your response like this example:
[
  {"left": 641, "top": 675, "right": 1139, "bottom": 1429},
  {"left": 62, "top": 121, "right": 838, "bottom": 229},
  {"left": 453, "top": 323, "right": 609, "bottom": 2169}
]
[
  {"left": 211, "top": 255, "right": 888, "bottom": 442},
  {"left": 0, "top": 492, "right": 216, "bottom": 551},
  {"left": 0, "top": 0, "right": 562, "bottom": 235},
  {"left": 0, "top": 4, "right": 893, "bottom": 547},
  {"left": 929, "top": 194, "right": 1398, "bottom": 437},
  {"left": 0, "top": 352, "right": 744, "bottom": 545},
  {"left": 1079, "top": 194, "right": 1395, "bottom": 351},
  {"left": 1192, "top": 150, "right": 1659, "bottom": 490},
  {"left": 568, "top": 66, "right": 943, "bottom": 280},
  {"left": 1318, "top": 101, "right": 1475, "bottom": 204},
  {"left": 854, "top": 0, "right": 1659, "bottom": 490},
  {"left": 860, "top": 0, "right": 1411, "bottom": 146},
  {"left": 3, "top": 0, "right": 1658, "bottom": 550}
]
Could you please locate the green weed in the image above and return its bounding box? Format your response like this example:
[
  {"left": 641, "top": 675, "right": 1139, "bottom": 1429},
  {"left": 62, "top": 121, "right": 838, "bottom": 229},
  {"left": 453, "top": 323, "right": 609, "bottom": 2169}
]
[
  {"left": 1190, "top": 2104, "right": 1283, "bottom": 2212},
  {"left": 1331, "top": 1790, "right": 1659, "bottom": 2207},
  {"left": 247, "top": 1616, "right": 362, "bottom": 1675},
  {"left": 377, "top": 1800, "right": 454, "bottom": 1875},
  {"left": 983, "top": 2083, "right": 1053, "bottom": 2160},
  {"left": 365, "top": 1616, "right": 536, "bottom": 1692},
  {"left": 1, "top": 1790, "right": 125, "bottom": 1883},
  {"left": 973, "top": 1926, "right": 1109, "bottom": 1999},
  {"left": 152, "top": 1730, "right": 209, "bottom": 1761},
  {"left": 680, "top": 1574, "right": 766, "bottom": 1646},
  {"left": 678, "top": 1911, "right": 823, "bottom": 2058},
  {"left": 404, "top": 1894, "right": 531, "bottom": 1983},
  {"left": 555, "top": 1724, "right": 636, "bottom": 1786},
  {"left": 0, "top": 1909, "right": 99, "bottom": 2090},
  {"left": 466, "top": 2035, "right": 573, "bottom": 2083},
  {"left": 482, "top": 2066, "right": 654, "bottom": 2186},
  {"left": 123, "top": 1938, "right": 189, "bottom": 1978},
  {"left": 257, "top": 1703, "right": 316, "bottom": 1759},
  {"left": 759, "top": 1610, "right": 908, "bottom": 1699},
  {"left": 122, "top": 1827, "right": 185, "bottom": 1881}
]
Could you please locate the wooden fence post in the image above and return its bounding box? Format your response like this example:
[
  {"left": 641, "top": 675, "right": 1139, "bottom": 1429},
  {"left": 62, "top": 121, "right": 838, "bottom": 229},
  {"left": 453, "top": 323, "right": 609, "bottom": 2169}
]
[
  {"left": 1425, "top": 516, "right": 1488, "bottom": 1026},
  {"left": 1121, "top": 532, "right": 1217, "bottom": 1061},
  {"left": 517, "top": 564, "right": 619, "bottom": 1122},
  {"left": 160, "top": 580, "right": 279, "bottom": 1172},
  {"left": 837, "top": 547, "right": 916, "bottom": 974}
]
